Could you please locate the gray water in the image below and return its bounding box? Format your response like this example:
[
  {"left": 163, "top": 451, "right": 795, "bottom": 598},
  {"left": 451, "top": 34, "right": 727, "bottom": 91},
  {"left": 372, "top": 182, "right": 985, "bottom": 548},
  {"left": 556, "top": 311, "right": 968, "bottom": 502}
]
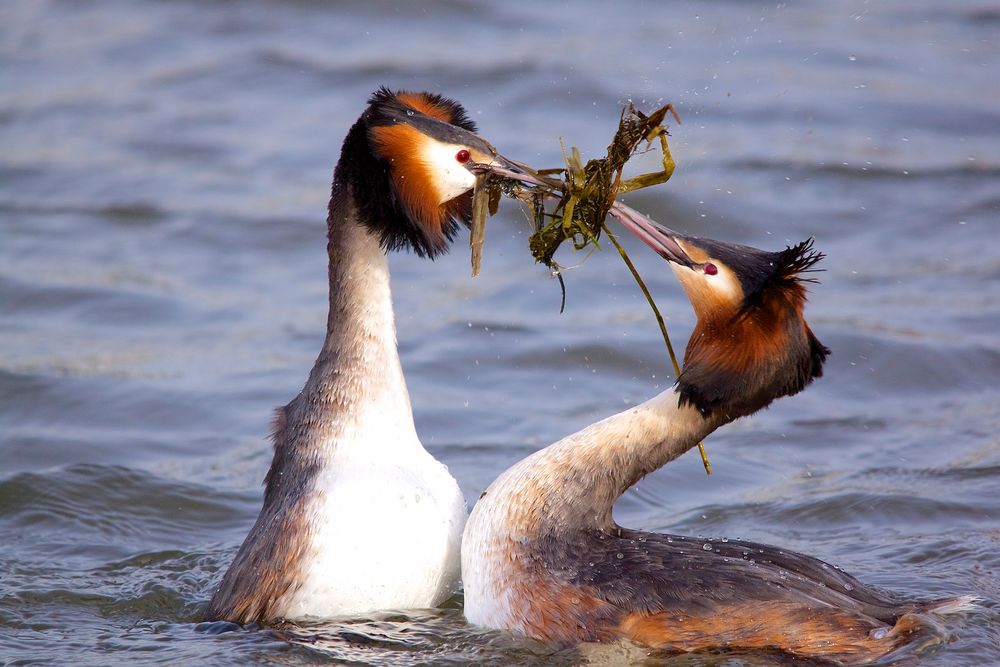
[{"left": 1, "top": 1, "right": 998, "bottom": 664}]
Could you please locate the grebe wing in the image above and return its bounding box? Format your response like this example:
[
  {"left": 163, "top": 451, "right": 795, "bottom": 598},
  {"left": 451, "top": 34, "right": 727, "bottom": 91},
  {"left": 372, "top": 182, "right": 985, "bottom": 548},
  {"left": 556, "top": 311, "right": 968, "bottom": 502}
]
[
  {"left": 206, "top": 405, "right": 312, "bottom": 624},
  {"left": 526, "top": 528, "right": 950, "bottom": 660},
  {"left": 540, "top": 528, "right": 913, "bottom": 621},
  {"left": 204, "top": 499, "right": 310, "bottom": 624}
]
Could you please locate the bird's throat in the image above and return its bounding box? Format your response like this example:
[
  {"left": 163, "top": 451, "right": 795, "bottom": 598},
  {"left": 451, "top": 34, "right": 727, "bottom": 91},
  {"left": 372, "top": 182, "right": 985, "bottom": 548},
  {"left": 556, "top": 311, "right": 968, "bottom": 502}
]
[{"left": 288, "top": 187, "right": 419, "bottom": 460}]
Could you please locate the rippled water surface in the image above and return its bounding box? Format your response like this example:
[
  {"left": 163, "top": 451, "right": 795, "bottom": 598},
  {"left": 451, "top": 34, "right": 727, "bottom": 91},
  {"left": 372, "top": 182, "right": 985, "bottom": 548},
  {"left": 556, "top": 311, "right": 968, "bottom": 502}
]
[{"left": 2, "top": 1, "right": 998, "bottom": 664}]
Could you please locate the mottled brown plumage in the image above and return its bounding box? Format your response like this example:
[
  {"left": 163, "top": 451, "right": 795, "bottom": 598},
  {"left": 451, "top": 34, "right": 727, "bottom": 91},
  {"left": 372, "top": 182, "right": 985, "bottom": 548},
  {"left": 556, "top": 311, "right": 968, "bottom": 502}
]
[{"left": 205, "top": 407, "right": 312, "bottom": 624}]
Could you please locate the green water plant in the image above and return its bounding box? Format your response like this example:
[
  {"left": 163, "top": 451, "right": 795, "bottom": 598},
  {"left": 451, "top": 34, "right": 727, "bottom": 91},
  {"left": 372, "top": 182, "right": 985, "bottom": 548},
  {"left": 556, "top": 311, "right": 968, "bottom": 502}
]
[{"left": 470, "top": 102, "right": 712, "bottom": 475}]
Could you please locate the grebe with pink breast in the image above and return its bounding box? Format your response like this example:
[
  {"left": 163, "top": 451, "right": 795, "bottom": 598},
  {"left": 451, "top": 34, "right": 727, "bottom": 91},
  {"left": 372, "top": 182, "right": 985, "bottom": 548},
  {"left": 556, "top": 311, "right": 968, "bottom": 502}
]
[
  {"left": 206, "top": 88, "right": 519, "bottom": 624},
  {"left": 462, "top": 226, "right": 975, "bottom": 664}
]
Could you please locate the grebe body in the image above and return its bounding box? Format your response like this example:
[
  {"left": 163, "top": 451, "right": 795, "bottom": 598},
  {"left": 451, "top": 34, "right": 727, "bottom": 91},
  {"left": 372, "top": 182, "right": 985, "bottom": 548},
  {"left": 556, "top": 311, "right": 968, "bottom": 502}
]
[
  {"left": 463, "top": 234, "right": 973, "bottom": 664},
  {"left": 206, "top": 89, "right": 512, "bottom": 624}
]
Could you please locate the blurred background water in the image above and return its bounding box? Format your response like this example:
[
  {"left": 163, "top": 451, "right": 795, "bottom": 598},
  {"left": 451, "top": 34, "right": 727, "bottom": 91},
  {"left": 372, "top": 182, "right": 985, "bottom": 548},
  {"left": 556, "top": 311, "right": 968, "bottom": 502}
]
[{"left": 1, "top": 0, "right": 998, "bottom": 664}]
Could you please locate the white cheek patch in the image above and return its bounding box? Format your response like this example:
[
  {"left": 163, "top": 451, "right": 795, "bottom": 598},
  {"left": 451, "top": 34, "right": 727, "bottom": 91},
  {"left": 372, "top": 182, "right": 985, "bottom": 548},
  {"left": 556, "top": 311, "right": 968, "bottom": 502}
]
[
  {"left": 422, "top": 141, "right": 476, "bottom": 203},
  {"left": 670, "top": 263, "right": 743, "bottom": 306},
  {"left": 707, "top": 264, "right": 742, "bottom": 302}
]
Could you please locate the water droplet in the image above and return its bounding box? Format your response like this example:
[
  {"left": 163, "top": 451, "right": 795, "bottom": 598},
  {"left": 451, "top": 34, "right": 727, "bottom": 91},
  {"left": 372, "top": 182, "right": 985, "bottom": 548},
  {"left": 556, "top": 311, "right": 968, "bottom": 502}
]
[
  {"left": 721, "top": 537, "right": 729, "bottom": 543},
  {"left": 702, "top": 543, "right": 713, "bottom": 551},
  {"left": 844, "top": 583, "right": 855, "bottom": 591},
  {"left": 406, "top": 109, "right": 415, "bottom": 116},
  {"left": 869, "top": 627, "right": 888, "bottom": 640},
  {"left": 616, "top": 552, "right": 624, "bottom": 559}
]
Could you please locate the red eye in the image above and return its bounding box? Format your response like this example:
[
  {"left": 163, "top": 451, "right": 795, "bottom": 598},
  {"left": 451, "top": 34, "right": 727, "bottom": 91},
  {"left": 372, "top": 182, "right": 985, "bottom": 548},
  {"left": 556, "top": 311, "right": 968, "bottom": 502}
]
[
  {"left": 704, "top": 263, "right": 718, "bottom": 275},
  {"left": 455, "top": 149, "right": 471, "bottom": 164}
]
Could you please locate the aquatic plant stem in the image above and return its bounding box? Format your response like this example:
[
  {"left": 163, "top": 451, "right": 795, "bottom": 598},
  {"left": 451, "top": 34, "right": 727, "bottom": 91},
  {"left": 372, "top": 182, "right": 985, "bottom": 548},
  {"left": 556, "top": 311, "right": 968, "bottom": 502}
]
[{"left": 603, "top": 224, "right": 712, "bottom": 475}]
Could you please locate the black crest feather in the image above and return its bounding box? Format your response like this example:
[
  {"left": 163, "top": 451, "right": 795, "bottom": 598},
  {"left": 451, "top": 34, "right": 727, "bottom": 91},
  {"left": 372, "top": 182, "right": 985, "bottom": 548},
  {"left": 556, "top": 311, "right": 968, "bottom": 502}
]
[
  {"left": 367, "top": 86, "right": 477, "bottom": 133},
  {"left": 740, "top": 237, "right": 824, "bottom": 314}
]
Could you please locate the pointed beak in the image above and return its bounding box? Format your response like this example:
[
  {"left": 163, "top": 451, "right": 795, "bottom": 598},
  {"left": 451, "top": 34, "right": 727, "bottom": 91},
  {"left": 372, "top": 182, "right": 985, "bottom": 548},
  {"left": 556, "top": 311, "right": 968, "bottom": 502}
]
[
  {"left": 469, "top": 152, "right": 565, "bottom": 192},
  {"left": 486, "top": 152, "right": 528, "bottom": 174},
  {"left": 609, "top": 204, "right": 696, "bottom": 269},
  {"left": 466, "top": 148, "right": 695, "bottom": 269}
]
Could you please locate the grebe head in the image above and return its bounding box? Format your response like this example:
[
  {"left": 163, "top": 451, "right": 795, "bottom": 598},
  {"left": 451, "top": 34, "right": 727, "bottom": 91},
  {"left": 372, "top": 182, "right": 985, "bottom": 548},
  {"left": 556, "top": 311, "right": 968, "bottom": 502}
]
[
  {"left": 668, "top": 235, "right": 831, "bottom": 420},
  {"left": 625, "top": 219, "right": 830, "bottom": 420},
  {"left": 334, "top": 87, "right": 515, "bottom": 258}
]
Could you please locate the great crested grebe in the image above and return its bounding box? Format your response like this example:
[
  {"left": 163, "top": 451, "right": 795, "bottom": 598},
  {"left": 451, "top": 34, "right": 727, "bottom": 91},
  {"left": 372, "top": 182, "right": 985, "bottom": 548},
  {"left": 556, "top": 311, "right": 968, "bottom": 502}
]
[
  {"left": 206, "top": 88, "right": 518, "bottom": 624},
  {"left": 462, "top": 227, "right": 974, "bottom": 664}
]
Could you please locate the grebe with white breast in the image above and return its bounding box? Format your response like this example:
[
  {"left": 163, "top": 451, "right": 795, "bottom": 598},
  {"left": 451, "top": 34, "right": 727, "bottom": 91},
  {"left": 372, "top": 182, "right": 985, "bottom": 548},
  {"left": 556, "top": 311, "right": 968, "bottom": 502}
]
[
  {"left": 462, "top": 226, "right": 974, "bottom": 664},
  {"left": 206, "top": 88, "right": 518, "bottom": 624}
]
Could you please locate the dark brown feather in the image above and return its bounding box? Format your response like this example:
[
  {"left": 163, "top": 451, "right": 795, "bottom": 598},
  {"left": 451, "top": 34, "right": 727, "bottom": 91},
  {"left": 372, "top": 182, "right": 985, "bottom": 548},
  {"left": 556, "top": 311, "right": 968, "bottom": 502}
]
[
  {"left": 519, "top": 528, "right": 950, "bottom": 663},
  {"left": 204, "top": 405, "right": 312, "bottom": 624}
]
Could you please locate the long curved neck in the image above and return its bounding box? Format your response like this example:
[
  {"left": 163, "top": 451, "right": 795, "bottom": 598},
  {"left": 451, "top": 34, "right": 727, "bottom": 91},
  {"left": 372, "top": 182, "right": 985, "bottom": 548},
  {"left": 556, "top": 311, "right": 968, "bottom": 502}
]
[
  {"left": 492, "top": 388, "right": 721, "bottom": 534},
  {"left": 269, "top": 182, "right": 419, "bottom": 490},
  {"left": 308, "top": 182, "right": 413, "bottom": 430}
]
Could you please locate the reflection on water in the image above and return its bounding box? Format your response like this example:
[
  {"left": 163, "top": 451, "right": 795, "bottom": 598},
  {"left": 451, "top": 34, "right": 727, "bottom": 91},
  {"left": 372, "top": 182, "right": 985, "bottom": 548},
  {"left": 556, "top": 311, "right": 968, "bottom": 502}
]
[{"left": 1, "top": 0, "right": 998, "bottom": 664}]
